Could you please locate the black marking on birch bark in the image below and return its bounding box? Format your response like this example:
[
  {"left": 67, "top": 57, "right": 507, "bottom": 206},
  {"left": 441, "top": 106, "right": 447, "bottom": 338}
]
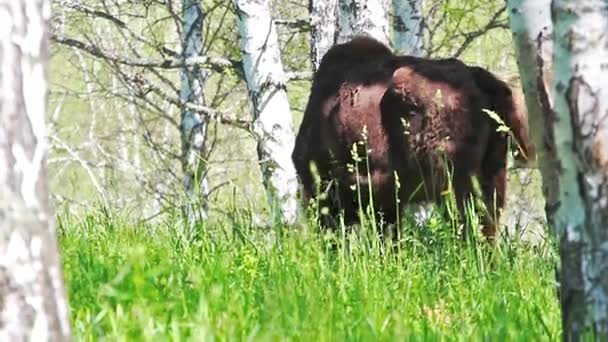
[
  {"left": 567, "top": 76, "right": 601, "bottom": 175},
  {"left": 559, "top": 231, "right": 586, "bottom": 342},
  {"left": 544, "top": 200, "right": 561, "bottom": 226},
  {"left": 535, "top": 31, "right": 557, "bottom": 159},
  {"left": 251, "top": 79, "right": 287, "bottom": 121},
  {"left": 576, "top": 170, "right": 590, "bottom": 228}
]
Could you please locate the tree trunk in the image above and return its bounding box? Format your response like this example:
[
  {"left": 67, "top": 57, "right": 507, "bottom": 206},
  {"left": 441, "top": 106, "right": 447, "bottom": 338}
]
[
  {"left": 551, "top": 0, "right": 608, "bottom": 337},
  {"left": 507, "top": 0, "right": 584, "bottom": 337},
  {"left": 235, "top": 0, "right": 299, "bottom": 225},
  {"left": 309, "top": 0, "right": 338, "bottom": 71},
  {"left": 391, "top": 0, "right": 424, "bottom": 55},
  {"left": 336, "top": 0, "right": 390, "bottom": 45},
  {"left": 506, "top": 1, "right": 556, "bottom": 210},
  {"left": 180, "top": 0, "right": 209, "bottom": 223},
  {"left": 0, "top": 0, "right": 72, "bottom": 340},
  {"left": 510, "top": 0, "right": 608, "bottom": 337}
]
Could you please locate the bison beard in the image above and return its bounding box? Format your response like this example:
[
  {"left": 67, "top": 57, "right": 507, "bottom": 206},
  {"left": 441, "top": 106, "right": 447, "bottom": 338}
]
[{"left": 292, "top": 36, "right": 534, "bottom": 242}]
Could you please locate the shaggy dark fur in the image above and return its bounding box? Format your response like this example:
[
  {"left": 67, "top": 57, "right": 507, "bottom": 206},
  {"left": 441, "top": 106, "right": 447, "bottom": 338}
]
[{"left": 292, "top": 36, "right": 534, "bottom": 241}]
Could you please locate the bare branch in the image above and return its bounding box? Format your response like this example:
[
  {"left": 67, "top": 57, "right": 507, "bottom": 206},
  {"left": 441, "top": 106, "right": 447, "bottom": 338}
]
[
  {"left": 274, "top": 18, "right": 310, "bottom": 31},
  {"left": 60, "top": 0, "right": 127, "bottom": 28},
  {"left": 49, "top": 134, "right": 108, "bottom": 205},
  {"left": 52, "top": 34, "right": 242, "bottom": 73},
  {"left": 123, "top": 74, "right": 253, "bottom": 132},
  {"left": 452, "top": 6, "right": 508, "bottom": 58},
  {"left": 286, "top": 70, "right": 313, "bottom": 81}
]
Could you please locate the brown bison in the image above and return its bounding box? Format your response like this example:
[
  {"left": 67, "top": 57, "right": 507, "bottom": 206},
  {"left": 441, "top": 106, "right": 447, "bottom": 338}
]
[{"left": 292, "top": 36, "right": 534, "bottom": 241}]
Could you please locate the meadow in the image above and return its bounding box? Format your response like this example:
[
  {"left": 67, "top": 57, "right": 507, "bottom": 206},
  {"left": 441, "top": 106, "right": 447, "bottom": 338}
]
[
  {"left": 59, "top": 206, "right": 560, "bottom": 340},
  {"left": 50, "top": 0, "right": 560, "bottom": 339}
]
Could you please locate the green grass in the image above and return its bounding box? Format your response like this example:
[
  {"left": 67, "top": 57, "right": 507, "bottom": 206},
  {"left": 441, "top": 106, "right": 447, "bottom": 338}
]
[{"left": 59, "top": 207, "right": 560, "bottom": 341}]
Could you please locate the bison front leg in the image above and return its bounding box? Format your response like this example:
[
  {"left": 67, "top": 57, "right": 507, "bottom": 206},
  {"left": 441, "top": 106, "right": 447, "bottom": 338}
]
[
  {"left": 295, "top": 160, "right": 317, "bottom": 203},
  {"left": 449, "top": 168, "right": 476, "bottom": 241},
  {"left": 479, "top": 167, "right": 507, "bottom": 243},
  {"left": 292, "top": 141, "right": 316, "bottom": 203},
  {"left": 293, "top": 159, "right": 336, "bottom": 226},
  {"left": 450, "top": 169, "right": 497, "bottom": 243}
]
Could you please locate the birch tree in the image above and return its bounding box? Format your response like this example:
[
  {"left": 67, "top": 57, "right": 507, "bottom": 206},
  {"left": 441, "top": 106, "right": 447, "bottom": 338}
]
[
  {"left": 505, "top": 2, "right": 555, "bottom": 200},
  {"left": 510, "top": 0, "right": 608, "bottom": 337},
  {"left": 336, "top": 0, "right": 390, "bottom": 45},
  {"left": 235, "top": 0, "right": 299, "bottom": 225},
  {"left": 391, "top": 0, "right": 424, "bottom": 55},
  {"left": 0, "top": 0, "right": 72, "bottom": 339},
  {"left": 550, "top": 0, "right": 608, "bottom": 337},
  {"left": 181, "top": 0, "right": 210, "bottom": 222},
  {"left": 309, "top": 0, "right": 338, "bottom": 71}
]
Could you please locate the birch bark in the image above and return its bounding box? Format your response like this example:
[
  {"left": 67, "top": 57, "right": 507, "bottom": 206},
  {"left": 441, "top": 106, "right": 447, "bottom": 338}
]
[
  {"left": 0, "top": 0, "right": 72, "bottom": 339},
  {"left": 551, "top": 0, "right": 608, "bottom": 337},
  {"left": 391, "top": 0, "right": 424, "bottom": 55},
  {"left": 309, "top": 0, "right": 338, "bottom": 71},
  {"left": 180, "top": 0, "right": 209, "bottom": 223},
  {"left": 235, "top": 0, "right": 299, "bottom": 224},
  {"left": 506, "top": 0, "right": 556, "bottom": 214},
  {"left": 510, "top": 0, "right": 608, "bottom": 337},
  {"left": 336, "top": 0, "right": 390, "bottom": 45}
]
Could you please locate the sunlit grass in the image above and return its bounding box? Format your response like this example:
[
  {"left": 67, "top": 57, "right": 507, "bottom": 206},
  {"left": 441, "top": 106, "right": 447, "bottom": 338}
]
[{"left": 59, "top": 205, "right": 559, "bottom": 340}]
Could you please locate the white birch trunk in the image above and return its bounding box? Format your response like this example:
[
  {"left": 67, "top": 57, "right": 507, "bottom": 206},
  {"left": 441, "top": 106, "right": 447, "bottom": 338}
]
[
  {"left": 180, "top": 0, "right": 209, "bottom": 223},
  {"left": 336, "top": 0, "right": 390, "bottom": 45},
  {"left": 235, "top": 0, "right": 299, "bottom": 225},
  {"left": 505, "top": 1, "right": 555, "bottom": 208},
  {"left": 309, "top": 0, "right": 338, "bottom": 71},
  {"left": 391, "top": 0, "right": 424, "bottom": 55},
  {"left": 0, "top": 0, "right": 72, "bottom": 340},
  {"left": 550, "top": 0, "right": 608, "bottom": 337},
  {"left": 507, "top": 0, "right": 586, "bottom": 335}
]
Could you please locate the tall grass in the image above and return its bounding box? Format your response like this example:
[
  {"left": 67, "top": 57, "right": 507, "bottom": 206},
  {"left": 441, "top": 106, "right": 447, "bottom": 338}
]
[{"left": 59, "top": 203, "right": 560, "bottom": 340}]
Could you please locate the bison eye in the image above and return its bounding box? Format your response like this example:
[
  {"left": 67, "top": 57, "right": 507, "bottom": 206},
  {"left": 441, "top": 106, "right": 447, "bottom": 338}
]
[
  {"left": 401, "top": 109, "right": 417, "bottom": 117},
  {"left": 404, "top": 108, "right": 422, "bottom": 117}
]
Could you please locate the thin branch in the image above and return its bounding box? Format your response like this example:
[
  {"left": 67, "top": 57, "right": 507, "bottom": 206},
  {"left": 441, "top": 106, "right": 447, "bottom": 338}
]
[
  {"left": 124, "top": 73, "right": 254, "bottom": 132},
  {"left": 274, "top": 18, "right": 310, "bottom": 31},
  {"left": 49, "top": 134, "right": 108, "bottom": 205},
  {"left": 52, "top": 34, "right": 242, "bottom": 73},
  {"left": 60, "top": 0, "right": 127, "bottom": 28},
  {"left": 53, "top": 34, "right": 310, "bottom": 83},
  {"left": 452, "top": 6, "right": 508, "bottom": 58},
  {"left": 59, "top": 0, "right": 179, "bottom": 57},
  {"left": 286, "top": 70, "right": 313, "bottom": 81}
]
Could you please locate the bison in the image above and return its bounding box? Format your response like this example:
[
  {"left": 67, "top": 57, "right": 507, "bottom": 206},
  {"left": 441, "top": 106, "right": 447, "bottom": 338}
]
[{"left": 292, "top": 36, "right": 534, "bottom": 242}]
